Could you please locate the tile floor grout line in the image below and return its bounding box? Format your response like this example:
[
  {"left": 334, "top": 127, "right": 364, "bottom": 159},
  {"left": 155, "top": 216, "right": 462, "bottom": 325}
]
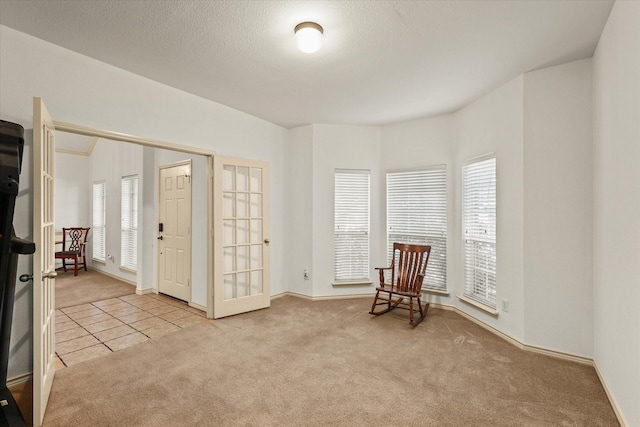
[
  {"left": 56, "top": 294, "right": 205, "bottom": 368},
  {"left": 57, "top": 298, "right": 144, "bottom": 363},
  {"left": 55, "top": 310, "right": 97, "bottom": 364}
]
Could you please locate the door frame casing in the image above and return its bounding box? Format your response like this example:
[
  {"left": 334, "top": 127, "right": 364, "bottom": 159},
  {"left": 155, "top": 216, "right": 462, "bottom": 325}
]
[
  {"left": 157, "top": 159, "right": 193, "bottom": 303},
  {"left": 50, "top": 120, "right": 215, "bottom": 318}
]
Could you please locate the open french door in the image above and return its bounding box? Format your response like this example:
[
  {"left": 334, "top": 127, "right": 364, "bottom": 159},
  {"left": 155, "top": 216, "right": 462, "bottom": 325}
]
[
  {"left": 213, "top": 156, "right": 270, "bottom": 318},
  {"left": 32, "top": 97, "right": 57, "bottom": 426}
]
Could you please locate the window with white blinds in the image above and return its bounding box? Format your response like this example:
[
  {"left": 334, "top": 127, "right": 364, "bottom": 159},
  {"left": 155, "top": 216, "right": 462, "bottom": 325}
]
[
  {"left": 121, "top": 175, "right": 138, "bottom": 271},
  {"left": 462, "top": 155, "right": 496, "bottom": 308},
  {"left": 334, "top": 169, "right": 370, "bottom": 282},
  {"left": 386, "top": 166, "right": 447, "bottom": 291},
  {"left": 92, "top": 181, "right": 106, "bottom": 262}
]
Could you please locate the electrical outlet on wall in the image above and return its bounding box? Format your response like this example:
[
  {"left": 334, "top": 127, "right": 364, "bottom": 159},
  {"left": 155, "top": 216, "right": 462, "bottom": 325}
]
[
  {"left": 501, "top": 299, "right": 509, "bottom": 313},
  {"left": 303, "top": 269, "right": 310, "bottom": 280}
]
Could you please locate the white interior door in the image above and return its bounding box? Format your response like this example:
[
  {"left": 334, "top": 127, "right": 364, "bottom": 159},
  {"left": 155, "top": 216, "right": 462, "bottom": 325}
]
[
  {"left": 33, "top": 97, "right": 57, "bottom": 427},
  {"left": 158, "top": 162, "right": 191, "bottom": 302},
  {"left": 214, "top": 157, "right": 270, "bottom": 318}
]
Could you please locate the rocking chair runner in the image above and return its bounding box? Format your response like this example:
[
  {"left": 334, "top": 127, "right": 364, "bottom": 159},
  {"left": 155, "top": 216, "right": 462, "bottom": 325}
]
[
  {"left": 369, "top": 243, "right": 431, "bottom": 325},
  {"left": 55, "top": 227, "right": 90, "bottom": 276}
]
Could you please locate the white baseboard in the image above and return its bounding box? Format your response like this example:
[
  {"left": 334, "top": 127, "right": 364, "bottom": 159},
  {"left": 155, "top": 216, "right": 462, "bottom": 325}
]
[
  {"left": 276, "top": 291, "right": 372, "bottom": 301},
  {"left": 429, "top": 301, "right": 593, "bottom": 365},
  {"left": 270, "top": 291, "right": 289, "bottom": 300},
  {"left": 7, "top": 372, "right": 32, "bottom": 388},
  {"left": 432, "top": 302, "right": 525, "bottom": 351},
  {"left": 88, "top": 268, "right": 136, "bottom": 287},
  {"left": 593, "top": 362, "right": 629, "bottom": 427},
  {"left": 523, "top": 343, "right": 592, "bottom": 365},
  {"left": 135, "top": 287, "right": 154, "bottom": 295}
]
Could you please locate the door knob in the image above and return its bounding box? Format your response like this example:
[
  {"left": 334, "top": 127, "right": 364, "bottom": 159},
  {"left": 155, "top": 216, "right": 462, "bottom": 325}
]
[
  {"left": 264, "top": 238, "right": 270, "bottom": 244},
  {"left": 157, "top": 236, "right": 164, "bottom": 240},
  {"left": 42, "top": 271, "right": 57, "bottom": 280},
  {"left": 19, "top": 274, "right": 33, "bottom": 282}
]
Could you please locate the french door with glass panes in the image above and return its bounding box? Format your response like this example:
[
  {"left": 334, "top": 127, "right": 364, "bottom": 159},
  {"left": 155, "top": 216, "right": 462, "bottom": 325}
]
[
  {"left": 214, "top": 157, "right": 269, "bottom": 318},
  {"left": 33, "top": 97, "right": 57, "bottom": 427}
]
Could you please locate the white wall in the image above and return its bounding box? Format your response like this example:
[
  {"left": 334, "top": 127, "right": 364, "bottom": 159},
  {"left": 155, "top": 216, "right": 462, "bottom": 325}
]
[
  {"left": 140, "top": 146, "right": 156, "bottom": 299},
  {"left": 592, "top": 2, "right": 640, "bottom": 425},
  {"left": 523, "top": 59, "right": 593, "bottom": 357},
  {"left": 89, "top": 139, "right": 143, "bottom": 284},
  {"left": 54, "top": 152, "right": 91, "bottom": 230},
  {"left": 287, "top": 125, "right": 313, "bottom": 296},
  {"left": 0, "top": 25, "right": 288, "bottom": 379},
  {"left": 311, "top": 124, "right": 383, "bottom": 297},
  {"left": 287, "top": 124, "right": 383, "bottom": 298},
  {"left": 452, "top": 76, "right": 526, "bottom": 342}
]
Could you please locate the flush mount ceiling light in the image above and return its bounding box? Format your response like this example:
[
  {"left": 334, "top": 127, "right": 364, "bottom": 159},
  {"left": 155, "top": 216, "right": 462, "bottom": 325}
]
[{"left": 294, "top": 21, "right": 324, "bottom": 53}]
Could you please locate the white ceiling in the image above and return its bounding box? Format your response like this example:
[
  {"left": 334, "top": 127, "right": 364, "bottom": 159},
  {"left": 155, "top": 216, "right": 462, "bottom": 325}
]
[
  {"left": 0, "top": 0, "right": 614, "bottom": 129},
  {"left": 54, "top": 132, "right": 97, "bottom": 155}
]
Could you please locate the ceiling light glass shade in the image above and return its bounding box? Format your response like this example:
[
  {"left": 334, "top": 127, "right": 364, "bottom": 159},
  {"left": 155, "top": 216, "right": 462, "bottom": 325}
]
[{"left": 294, "top": 22, "right": 323, "bottom": 53}]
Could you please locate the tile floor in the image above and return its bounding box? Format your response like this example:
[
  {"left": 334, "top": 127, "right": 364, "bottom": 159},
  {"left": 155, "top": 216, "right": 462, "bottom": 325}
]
[{"left": 55, "top": 293, "right": 208, "bottom": 368}]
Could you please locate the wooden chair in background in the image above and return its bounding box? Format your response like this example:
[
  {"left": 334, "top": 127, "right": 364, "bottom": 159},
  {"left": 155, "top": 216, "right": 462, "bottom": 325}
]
[
  {"left": 55, "top": 227, "right": 90, "bottom": 276},
  {"left": 369, "top": 243, "right": 431, "bottom": 326}
]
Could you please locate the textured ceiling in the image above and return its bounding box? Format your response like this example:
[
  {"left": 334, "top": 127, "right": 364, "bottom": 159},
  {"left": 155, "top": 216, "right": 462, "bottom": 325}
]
[{"left": 0, "top": 0, "right": 614, "bottom": 128}]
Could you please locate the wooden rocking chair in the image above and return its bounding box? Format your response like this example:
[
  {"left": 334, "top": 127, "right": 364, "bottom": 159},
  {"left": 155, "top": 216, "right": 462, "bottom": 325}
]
[{"left": 369, "top": 243, "right": 431, "bottom": 326}]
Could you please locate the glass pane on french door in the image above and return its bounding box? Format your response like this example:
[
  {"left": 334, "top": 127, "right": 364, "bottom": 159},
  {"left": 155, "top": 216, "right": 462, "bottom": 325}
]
[{"left": 222, "top": 165, "right": 264, "bottom": 300}]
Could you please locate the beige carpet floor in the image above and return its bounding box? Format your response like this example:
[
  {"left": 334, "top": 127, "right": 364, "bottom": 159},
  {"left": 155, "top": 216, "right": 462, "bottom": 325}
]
[
  {"left": 42, "top": 296, "right": 618, "bottom": 426},
  {"left": 55, "top": 269, "right": 135, "bottom": 309}
]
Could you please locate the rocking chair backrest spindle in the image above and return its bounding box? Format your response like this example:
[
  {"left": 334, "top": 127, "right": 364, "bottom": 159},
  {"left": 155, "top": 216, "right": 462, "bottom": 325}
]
[{"left": 391, "top": 243, "right": 430, "bottom": 293}]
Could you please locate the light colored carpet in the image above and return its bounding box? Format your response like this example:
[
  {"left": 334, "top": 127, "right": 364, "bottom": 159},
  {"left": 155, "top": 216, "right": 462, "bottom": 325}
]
[
  {"left": 42, "top": 296, "right": 618, "bottom": 426},
  {"left": 55, "top": 270, "right": 135, "bottom": 309}
]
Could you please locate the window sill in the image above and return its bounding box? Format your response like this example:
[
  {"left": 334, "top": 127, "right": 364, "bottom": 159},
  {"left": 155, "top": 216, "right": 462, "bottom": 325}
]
[
  {"left": 332, "top": 281, "right": 372, "bottom": 287},
  {"left": 119, "top": 267, "right": 137, "bottom": 274},
  {"left": 422, "top": 288, "right": 450, "bottom": 296},
  {"left": 457, "top": 295, "right": 499, "bottom": 316}
]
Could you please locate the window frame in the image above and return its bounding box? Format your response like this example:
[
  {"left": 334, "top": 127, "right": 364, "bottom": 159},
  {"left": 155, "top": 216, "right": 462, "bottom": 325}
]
[
  {"left": 386, "top": 165, "right": 447, "bottom": 292},
  {"left": 461, "top": 153, "right": 497, "bottom": 311},
  {"left": 120, "top": 174, "right": 139, "bottom": 272},
  {"left": 333, "top": 169, "right": 371, "bottom": 284},
  {"left": 92, "top": 180, "right": 106, "bottom": 262}
]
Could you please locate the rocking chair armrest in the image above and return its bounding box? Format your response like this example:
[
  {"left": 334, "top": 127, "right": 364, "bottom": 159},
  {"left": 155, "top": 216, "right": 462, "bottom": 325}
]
[{"left": 375, "top": 267, "right": 392, "bottom": 284}]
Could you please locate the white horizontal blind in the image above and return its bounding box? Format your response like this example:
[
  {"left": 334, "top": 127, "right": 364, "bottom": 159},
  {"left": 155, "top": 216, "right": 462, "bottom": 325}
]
[
  {"left": 387, "top": 166, "right": 447, "bottom": 291},
  {"left": 463, "top": 155, "right": 496, "bottom": 308},
  {"left": 92, "top": 181, "right": 106, "bottom": 262},
  {"left": 121, "top": 175, "right": 138, "bottom": 271},
  {"left": 334, "top": 169, "right": 370, "bottom": 282}
]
